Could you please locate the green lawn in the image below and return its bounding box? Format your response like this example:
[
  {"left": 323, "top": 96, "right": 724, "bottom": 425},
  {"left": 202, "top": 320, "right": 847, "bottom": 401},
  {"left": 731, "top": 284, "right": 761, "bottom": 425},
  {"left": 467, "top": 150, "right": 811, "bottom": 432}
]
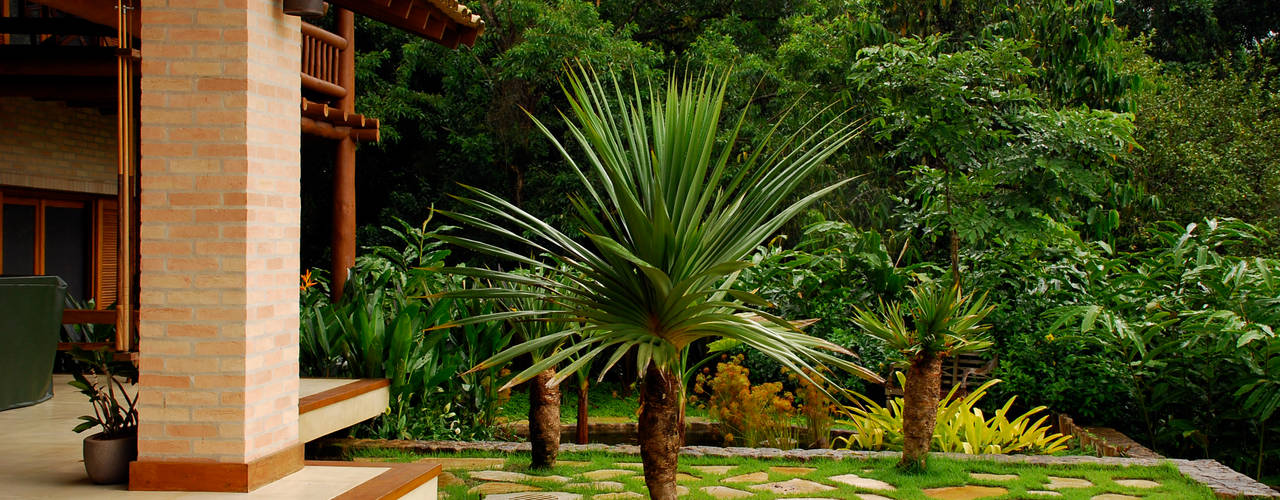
[
  {"left": 498, "top": 382, "right": 711, "bottom": 424},
  {"left": 351, "top": 449, "right": 1216, "bottom": 500}
]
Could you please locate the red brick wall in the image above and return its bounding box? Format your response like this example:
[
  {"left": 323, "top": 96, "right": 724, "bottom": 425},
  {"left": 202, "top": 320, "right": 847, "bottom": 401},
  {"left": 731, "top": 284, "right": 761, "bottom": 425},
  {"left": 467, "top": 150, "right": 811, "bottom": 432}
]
[{"left": 0, "top": 97, "right": 117, "bottom": 194}]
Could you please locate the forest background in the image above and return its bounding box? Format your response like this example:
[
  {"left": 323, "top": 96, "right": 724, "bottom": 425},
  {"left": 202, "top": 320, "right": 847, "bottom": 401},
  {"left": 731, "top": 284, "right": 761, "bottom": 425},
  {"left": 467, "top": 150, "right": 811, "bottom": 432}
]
[{"left": 295, "top": 0, "right": 1280, "bottom": 483}]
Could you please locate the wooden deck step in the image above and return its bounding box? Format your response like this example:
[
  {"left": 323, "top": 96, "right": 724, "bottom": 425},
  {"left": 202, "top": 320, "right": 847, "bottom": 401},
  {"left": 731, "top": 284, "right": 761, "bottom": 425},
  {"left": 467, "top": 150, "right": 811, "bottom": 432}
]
[
  {"left": 307, "top": 461, "right": 442, "bottom": 500},
  {"left": 299, "top": 378, "right": 390, "bottom": 443}
]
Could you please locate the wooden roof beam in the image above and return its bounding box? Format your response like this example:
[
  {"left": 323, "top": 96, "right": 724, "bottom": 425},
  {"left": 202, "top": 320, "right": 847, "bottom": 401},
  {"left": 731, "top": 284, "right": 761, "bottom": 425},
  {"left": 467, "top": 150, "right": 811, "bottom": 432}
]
[
  {"left": 26, "top": 0, "right": 140, "bottom": 38},
  {"left": 0, "top": 46, "right": 124, "bottom": 77}
]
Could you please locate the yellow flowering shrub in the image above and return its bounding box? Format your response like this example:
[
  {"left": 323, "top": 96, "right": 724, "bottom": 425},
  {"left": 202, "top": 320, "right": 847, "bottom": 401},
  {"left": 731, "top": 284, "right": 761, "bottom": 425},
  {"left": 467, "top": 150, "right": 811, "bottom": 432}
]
[{"left": 696, "top": 354, "right": 798, "bottom": 448}]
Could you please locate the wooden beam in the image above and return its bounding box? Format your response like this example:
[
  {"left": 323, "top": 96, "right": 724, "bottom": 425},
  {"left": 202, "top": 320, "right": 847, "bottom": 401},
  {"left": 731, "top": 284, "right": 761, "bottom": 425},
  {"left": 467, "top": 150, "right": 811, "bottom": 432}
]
[
  {"left": 0, "top": 17, "right": 116, "bottom": 36},
  {"left": 323, "top": 0, "right": 482, "bottom": 47},
  {"left": 62, "top": 308, "right": 117, "bottom": 324},
  {"left": 0, "top": 77, "right": 116, "bottom": 101},
  {"left": 0, "top": 46, "right": 122, "bottom": 77},
  {"left": 27, "top": 0, "right": 140, "bottom": 38},
  {"left": 301, "top": 73, "right": 346, "bottom": 100}
]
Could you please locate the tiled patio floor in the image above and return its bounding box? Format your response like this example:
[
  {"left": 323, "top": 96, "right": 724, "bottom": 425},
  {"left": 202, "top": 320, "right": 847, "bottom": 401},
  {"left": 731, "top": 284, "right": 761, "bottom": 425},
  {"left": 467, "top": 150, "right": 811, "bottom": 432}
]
[{"left": 0, "top": 375, "right": 386, "bottom": 499}]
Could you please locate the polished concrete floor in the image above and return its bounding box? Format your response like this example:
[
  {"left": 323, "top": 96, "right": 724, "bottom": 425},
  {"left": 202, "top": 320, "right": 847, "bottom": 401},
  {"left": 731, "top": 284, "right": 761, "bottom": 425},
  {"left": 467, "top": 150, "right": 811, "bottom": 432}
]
[{"left": 0, "top": 375, "right": 386, "bottom": 499}]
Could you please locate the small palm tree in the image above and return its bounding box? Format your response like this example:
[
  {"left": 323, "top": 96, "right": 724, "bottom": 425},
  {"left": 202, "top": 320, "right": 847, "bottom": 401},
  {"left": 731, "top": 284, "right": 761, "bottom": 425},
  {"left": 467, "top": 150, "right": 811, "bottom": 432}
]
[
  {"left": 432, "top": 64, "right": 880, "bottom": 499},
  {"left": 851, "top": 281, "right": 994, "bottom": 469},
  {"left": 497, "top": 276, "right": 572, "bottom": 468}
]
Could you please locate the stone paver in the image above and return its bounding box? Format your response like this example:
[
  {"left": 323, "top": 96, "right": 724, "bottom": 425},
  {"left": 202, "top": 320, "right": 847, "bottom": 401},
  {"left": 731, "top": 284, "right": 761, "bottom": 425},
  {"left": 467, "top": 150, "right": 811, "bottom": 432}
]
[
  {"left": 330, "top": 439, "right": 1280, "bottom": 499},
  {"left": 969, "top": 472, "right": 1019, "bottom": 481},
  {"left": 593, "top": 493, "right": 644, "bottom": 500},
  {"left": 1091, "top": 495, "right": 1142, "bottom": 500},
  {"left": 470, "top": 470, "right": 533, "bottom": 482},
  {"left": 724, "top": 471, "right": 769, "bottom": 483},
  {"left": 1113, "top": 479, "right": 1161, "bottom": 488},
  {"left": 435, "top": 457, "right": 506, "bottom": 470},
  {"left": 691, "top": 465, "right": 736, "bottom": 476},
  {"left": 701, "top": 486, "right": 753, "bottom": 499},
  {"left": 1046, "top": 476, "right": 1094, "bottom": 489},
  {"left": 676, "top": 472, "right": 700, "bottom": 482},
  {"left": 566, "top": 481, "right": 625, "bottom": 491},
  {"left": 855, "top": 495, "right": 896, "bottom": 500},
  {"left": 769, "top": 466, "right": 817, "bottom": 475},
  {"left": 616, "top": 462, "right": 643, "bottom": 469},
  {"left": 482, "top": 493, "right": 581, "bottom": 500},
  {"left": 749, "top": 478, "right": 836, "bottom": 494},
  {"left": 580, "top": 469, "right": 633, "bottom": 480},
  {"left": 922, "top": 485, "right": 1008, "bottom": 499},
  {"left": 469, "top": 482, "right": 541, "bottom": 495},
  {"left": 439, "top": 471, "right": 465, "bottom": 487},
  {"left": 828, "top": 473, "right": 897, "bottom": 491},
  {"left": 1026, "top": 491, "right": 1063, "bottom": 497},
  {"left": 677, "top": 485, "right": 689, "bottom": 495},
  {"left": 556, "top": 461, "right": 592, "bottom": 467}
]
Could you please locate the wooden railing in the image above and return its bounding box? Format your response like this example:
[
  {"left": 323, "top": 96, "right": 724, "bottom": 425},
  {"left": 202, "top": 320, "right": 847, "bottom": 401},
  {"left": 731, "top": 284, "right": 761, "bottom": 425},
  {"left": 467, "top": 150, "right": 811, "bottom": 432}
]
[{"left": 301, "top": 21, "right": 347, "bottom": 100}]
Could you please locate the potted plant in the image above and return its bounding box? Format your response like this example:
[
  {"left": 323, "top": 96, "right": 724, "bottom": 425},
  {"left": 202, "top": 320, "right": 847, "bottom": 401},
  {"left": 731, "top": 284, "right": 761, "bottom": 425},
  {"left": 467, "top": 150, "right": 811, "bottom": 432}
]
[{"left": 68, "top": 348, "right": 138, "bottom": 485}]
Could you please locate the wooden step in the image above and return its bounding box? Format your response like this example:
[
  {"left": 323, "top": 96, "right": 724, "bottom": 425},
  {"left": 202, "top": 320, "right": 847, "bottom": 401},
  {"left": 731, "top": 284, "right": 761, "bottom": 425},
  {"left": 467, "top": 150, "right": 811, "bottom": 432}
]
[
  {"left": 306, "top": 461, "right": 442, "bottom": 500},
  {"left": 299, "top": 378, "right": 390, "bottom": 443}
]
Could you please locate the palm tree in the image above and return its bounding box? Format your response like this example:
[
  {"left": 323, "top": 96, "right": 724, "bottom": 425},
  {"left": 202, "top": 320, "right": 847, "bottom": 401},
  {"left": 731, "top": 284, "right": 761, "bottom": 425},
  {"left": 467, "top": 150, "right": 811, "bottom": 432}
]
[
  {"left": 432, "top": 64, "right": 880, "bottom": 499},
  {"left": 850, "top": 281, "right": 994, "bottom": 469},
  {"left": 497, "top": 277, "right": 571, "bottom": 468}
]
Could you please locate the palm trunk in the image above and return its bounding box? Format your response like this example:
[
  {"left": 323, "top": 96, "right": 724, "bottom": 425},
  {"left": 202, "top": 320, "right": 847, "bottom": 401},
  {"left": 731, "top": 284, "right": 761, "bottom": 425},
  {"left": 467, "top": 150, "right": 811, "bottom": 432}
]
[
  {"left": 528, "top": 369, "right": 561, "bottom": 469},
  {"left": 639, "top": 363, "right": 680, "bottom": 500},
  {"left": 576, "top": 380, "right": 589, "bottom": 444},
  {"left": 900, "top": 354, "right": 942, "bottom": 470}
]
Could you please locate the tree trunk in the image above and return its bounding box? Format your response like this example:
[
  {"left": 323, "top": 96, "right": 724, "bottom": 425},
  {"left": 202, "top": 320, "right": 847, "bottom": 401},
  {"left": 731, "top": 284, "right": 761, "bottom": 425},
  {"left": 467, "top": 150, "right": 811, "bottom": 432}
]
[
  {"left": 528, "top": 369, "right": 561, "bottom": 469},
  {"left": 900, "top": 354, "right": 943, "bottom": 470},
  {"left": 576, "top": 380, "right": 589, "bottom": 444},
  {"left": 639, "top": 363, "right": 680, "bottom": 500}
]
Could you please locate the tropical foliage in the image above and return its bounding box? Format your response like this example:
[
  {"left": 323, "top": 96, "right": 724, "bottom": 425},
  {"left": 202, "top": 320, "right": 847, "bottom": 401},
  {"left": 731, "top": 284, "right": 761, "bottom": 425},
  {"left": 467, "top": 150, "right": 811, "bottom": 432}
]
[
  {"left": 67, "top": 348, "right": 139, "bottom": 438},
  {"left": 292, "top": 0, "right": 1280, "bottom": 482},
  {"left": 851, "top": 281, "right": 995, "bottom": 468},
  {"left": 836, "top": 376, "right": 1072, "bottom": 455},
  {"left": 432, "top": 64, "right": 879, "bottom": 496}
]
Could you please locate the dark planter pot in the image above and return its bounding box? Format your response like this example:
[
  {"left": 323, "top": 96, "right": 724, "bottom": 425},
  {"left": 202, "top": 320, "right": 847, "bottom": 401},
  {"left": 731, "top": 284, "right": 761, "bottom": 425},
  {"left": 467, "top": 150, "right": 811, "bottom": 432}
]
[
  {"left": 282, "top": 0, "right": 325, "bottom": 17},
  {"left": 83, "top": 431, "right": 137, "bottom": 485}
]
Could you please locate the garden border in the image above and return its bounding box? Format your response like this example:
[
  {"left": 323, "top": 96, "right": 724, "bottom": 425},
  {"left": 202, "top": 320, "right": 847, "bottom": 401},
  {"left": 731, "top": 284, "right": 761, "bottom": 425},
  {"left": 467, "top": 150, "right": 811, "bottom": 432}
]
[{"left": 316, "top": 438, "right": 1280, "bottom": 499}]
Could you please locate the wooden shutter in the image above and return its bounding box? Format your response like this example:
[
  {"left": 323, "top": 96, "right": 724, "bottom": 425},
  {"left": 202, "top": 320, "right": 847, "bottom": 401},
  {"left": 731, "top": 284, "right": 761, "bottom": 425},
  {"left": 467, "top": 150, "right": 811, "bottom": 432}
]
[{"left": 95, "top": 199, "right": 118, "bottom": 308}]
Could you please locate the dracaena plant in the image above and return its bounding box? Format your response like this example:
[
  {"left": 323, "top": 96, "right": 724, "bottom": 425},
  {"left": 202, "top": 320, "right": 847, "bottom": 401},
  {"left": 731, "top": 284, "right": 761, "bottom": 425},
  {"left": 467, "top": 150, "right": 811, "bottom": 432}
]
[
  {"left": 851, "top": 281, "right": 994, "bottom": 469},
  {"left": 429, "top": 63, "right": 880, "bottom": 499},
  {"left": 68, "top": 348, "right": 139, "bottom": 438}
]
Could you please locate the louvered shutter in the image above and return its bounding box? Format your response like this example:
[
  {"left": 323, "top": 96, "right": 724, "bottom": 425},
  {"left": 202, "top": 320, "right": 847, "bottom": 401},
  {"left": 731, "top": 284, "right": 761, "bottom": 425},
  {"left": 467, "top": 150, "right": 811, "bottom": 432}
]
[{"left": 95, "top": 199, "right": 118, "bottom": 308}]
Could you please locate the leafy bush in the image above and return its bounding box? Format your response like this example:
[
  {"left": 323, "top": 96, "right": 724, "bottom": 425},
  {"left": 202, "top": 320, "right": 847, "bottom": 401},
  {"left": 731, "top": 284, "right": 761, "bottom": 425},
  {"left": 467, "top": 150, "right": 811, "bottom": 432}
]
[
  {"left": 299, "top": 219, "right": 512, "bottom": 440},
  {"left": 836, "top": 376, "right": 1072, "bottom": 455},
  {"left": 1049, "top": 218, "right": 1280, "bottom": 477}
]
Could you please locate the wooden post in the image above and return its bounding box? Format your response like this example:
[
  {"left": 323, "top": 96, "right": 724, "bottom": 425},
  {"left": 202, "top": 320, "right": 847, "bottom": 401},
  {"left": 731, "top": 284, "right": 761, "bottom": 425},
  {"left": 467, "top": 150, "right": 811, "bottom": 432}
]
[
  {"left": 330, "top": 8, "right": 356, "bottom": 301},
  {"left": 115, "top": 0, "right": 133, "bottom": 352}
]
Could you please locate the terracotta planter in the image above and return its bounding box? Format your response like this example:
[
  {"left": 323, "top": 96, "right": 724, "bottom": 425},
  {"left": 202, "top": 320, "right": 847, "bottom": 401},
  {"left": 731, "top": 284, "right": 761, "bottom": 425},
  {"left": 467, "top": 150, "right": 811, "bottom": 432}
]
[
  {"left": 282, "top": 0, "right": 325, "bottom": 17},
  {"left": 83, "top": 431, "right": 136, "bottom": 485}
]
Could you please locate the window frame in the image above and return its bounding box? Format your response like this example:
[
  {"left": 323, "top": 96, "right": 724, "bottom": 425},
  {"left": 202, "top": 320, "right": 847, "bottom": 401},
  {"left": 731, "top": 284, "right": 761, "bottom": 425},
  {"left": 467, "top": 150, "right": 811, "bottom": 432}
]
[{"left": 0, "top": 186, "right": 115, "bottom": 308}]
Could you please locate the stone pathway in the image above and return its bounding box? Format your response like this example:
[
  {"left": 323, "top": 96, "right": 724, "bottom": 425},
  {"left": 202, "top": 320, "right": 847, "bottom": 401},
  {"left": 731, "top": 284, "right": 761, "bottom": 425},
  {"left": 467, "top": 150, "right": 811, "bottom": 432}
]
[
  {"left": 369, "top": 443, "right": 1270, "bottom": 500},
  {"left": 439, "top": 460, "right": 1210, "bottom": 500},
  {"left": 335, "top": 438, "right": 1280, "bottom": 498}
]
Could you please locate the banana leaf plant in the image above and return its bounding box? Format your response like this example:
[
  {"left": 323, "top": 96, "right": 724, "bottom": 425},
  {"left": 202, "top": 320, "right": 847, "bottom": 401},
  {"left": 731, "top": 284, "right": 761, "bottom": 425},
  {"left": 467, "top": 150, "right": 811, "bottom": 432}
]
[{"left": 428, "top": 63, "right": 881, "bottom": 498}]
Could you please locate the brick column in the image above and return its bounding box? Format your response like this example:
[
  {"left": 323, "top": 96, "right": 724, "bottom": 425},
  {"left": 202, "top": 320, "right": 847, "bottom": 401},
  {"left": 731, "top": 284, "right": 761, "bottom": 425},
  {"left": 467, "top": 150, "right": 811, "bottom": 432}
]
[{"left": 130, "top": 0, "right": 302, "bottom": 492}]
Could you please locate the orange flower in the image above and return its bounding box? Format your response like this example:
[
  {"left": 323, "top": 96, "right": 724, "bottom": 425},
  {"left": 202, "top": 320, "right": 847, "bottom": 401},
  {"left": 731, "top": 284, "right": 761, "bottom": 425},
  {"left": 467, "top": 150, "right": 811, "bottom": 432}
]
[{"left": 300, "top": 270, "right": 317, "bottom": 291}]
